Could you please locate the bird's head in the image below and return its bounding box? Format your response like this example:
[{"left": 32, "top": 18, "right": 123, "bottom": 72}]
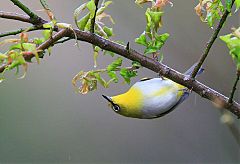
[{"left": 102, "top": 87, "right": 144, "bottom": 118}]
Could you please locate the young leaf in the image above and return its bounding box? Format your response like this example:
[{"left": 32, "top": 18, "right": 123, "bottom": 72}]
[
  {"left": 103, "top": 26, "right": 113, "bottom": 38},
  {"left": 220, "top": 33, "right": 240, "bottom": 70},
  {"left": 120, "top": 68, "right": 137, "bottom": 84},
  {"left": 77, "top": 13, "right": 90, "bottom": 30},
  {"left": 148, "top": 10, "right": 163, "bottom": 31},
  {"left": 107, "top": 57, "right": 122, "bottom": 71},
  {"left": 0, "top": 53, "right": 8, "bottom": 60},
  {"left": 135, "top": 32, "right": 147, "bottom": 46},
  {"left": 97, "top": 1, "right": 113, "bottom": 16},
  {"left": 74, "top": 2, "right": 88, "bottom": 29},
  {"left": 103, "top": 50, "right": 115, "bottom": 57},
  {"left": 226, "top": 0, "right": 232, "bottom": 12},
  {"left": 132, "top": 61, "right": 141, "bottom": 68},
  {"left": 86, "top": 0, "right": 97, "bottom": 19},
  {"left": 155, "top": 33, "right": 169, "bottom": 43},
  {"left": 107, "top": 71, "right": 118, "bottom": 83},
  {"left": 235, "top": 0, "right": 240, "bottom": 12},
  {"left": 42, "top": 30, "right": 51, "bottom": 40}
]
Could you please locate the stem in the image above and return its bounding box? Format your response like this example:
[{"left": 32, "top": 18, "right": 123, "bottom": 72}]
[
  {"left": 90, "top": 0, "right": 100, "bottom": 33},
  {"left": 228, "top": 73, "right": 240, "bottom": 104},
  {"left": 0, "top": 25, "right": 44, "bottom": 38},
  {"left": 191, "top": 0, "right": 235, "bottom": 78},
  {"left": 10, "top": 0, "right": 39, "bottom": 21}
]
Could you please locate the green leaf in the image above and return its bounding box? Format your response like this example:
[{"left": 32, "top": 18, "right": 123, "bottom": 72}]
[
  {"left": 9, "top": 43, "right": 22, "bottom": 50},
  {"left": 7, "top": 52, "right": 26, "bottom": 70},
  {"left": 135, "top": 32, "right": 147, "bottom": 46},
  {"left": 155, "top": 33, "right": 169, "bottom": 43},
  {"left": 235, "top": 0, "right": 240, "bottom": 12},
  {"left": 145, "top": 9, "right": 152, "bottom": 38},
  {"left": 0, "top": 53, "right": 8, "bottom": 60},
  {"left": 97, "top": 1, "right": 112, "bottom": 16},
  {"left": 42, "top": 30, "right": 51, "bottom": 40},
  {"left": 33, "top": 38, "right": 45, "bottom": 45},
  {"left": 226, "top": 0, "right": 232, "bottom": 12},
  {"left": 132, "top": 61, "right": 141, "bottom": 68},
  {"left": 87, "top": 0, "right": 96, "bottom": 19},
  {"left": 144, "top": 45, "right": 158, "bottom": 54},
  {"left": 148, "top": 10, "right": 163, "bottom": 31},
  {"left": 206, "top": 12, "right": 213, "bottom": 27},
  {"left": 120, "top": 68, "right": 137, "bottom": 84},
  {"left": 103, "top": 50, "right": 115, "bottom": 57},
  {"left": 107, "top": 57, "right": 122, "bottom": 71},
  {"left": 74, "top": 2, "right": 88, "bottom": 29},
  {"left": 43, "top": 21, "right": 55, "bottom": 29},
  {"left": 107, "top": 71, "right": 118, "bottom": 83},
  {"left": 103, "top": 26, "right": 113, "bottom": 37},
  {"left": 94, "top": 73, "right": 108, "bottom": 88},
  {"left": 93, "top": 50, "right": 98, "bottom": 68},
  {"left": 77, "top": 13, "right": 90, "bottom": 30},
  {"left": 220, "top": 33, "right": 240, "bottom": 70}
]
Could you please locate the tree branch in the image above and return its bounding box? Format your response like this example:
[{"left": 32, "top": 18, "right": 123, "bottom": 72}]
[
  {"left": 0, "top": 11, "right": 47, "bottom": 24},
  {"left": 66, "top": 30, "right": 240, "bottom": 117},
  {"left": 0, "top": 11, "right": 239, "bottom": 117},
  {"left": 191, "top": 0, "right": 235, "bottom": 78},
  {"left": 24, "top": 29, "right": 70, "bottom": 61}
]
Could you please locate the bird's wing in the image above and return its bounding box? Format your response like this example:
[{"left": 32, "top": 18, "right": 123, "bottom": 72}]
[
  {"left": 140, "top": 77, "right": 153, "bottom": 82},
  {"left": 156, "top": 91, "right": 189, "bottom": 118},
  {"left": 140, "top": 77, "right": 164, "bottom": 82}
]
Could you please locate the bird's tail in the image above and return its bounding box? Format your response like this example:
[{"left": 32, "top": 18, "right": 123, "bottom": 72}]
[{"left": 184, "top": 63, "right": 204, "bottom": 76}]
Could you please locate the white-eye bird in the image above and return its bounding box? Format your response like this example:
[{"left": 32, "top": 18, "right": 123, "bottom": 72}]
[{"left": 102, "top": 64, "right": 204, "bottom": 119}]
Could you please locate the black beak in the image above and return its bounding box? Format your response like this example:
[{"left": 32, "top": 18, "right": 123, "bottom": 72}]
[
  {"left": 102, "top": 95, "right": 112, "bottom": 102},
  {"left": 102, "top": 95, "right": 115, "bottom": 105}
]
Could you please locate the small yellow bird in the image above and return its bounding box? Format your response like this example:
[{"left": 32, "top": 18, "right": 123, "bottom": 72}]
[{"left": 102, "top": 64, "right": 203, "bottom": 119}]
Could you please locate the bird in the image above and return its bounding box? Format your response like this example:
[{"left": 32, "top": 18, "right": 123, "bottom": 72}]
[{"left": 102, "top": 63, "right": 204, "bottom": 119}]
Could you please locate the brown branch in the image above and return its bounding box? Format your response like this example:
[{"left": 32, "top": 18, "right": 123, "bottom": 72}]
[
  {"left": 67, "top": 30, "right": 240, "bottom": 118},
  {"left": 191, "top": 0, "right": 236, "bottom": 78},
  {"left": 24, "top": 29, "right": 69, "bottom": 61},
  {"left": 0, "top": 11, "right": 47, "bottom": 24},
  {"left": 0, "top": 12, "right": 239, "bottom": 117},
  {"left": 0, "top": 11, "right": 33, "bottom": 23}
]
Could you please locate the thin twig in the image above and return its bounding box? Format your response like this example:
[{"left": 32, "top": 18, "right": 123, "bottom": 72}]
[
  {"left": 0, "top": 25, "right": 44, "bottom": 38},
  {"left": 10, "top": 0, "right": 40, "bottom": 22},
  {"left": 191, "top": 0, "right": 236, "bottom": 78},
  {"left": 90, "top": 0, "right": 100, "bottom": 33},
  {"left": 228, "top": 73, "right": 240, "bottom": 104},
  {"left": 40, "top": 0, "right": 55, "bottom": 20},
  {"left": 0, "top": 11, "right": 47, "bottom": 24}
]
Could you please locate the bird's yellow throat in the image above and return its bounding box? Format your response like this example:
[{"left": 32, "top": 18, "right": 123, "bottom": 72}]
[{"left": 111, "top": 86, "right": 144, "bottom": 117}]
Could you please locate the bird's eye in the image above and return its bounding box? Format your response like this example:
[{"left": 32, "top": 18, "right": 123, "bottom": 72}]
[{"left": 112, "top": 105, "right": 120, "bottom": 112}]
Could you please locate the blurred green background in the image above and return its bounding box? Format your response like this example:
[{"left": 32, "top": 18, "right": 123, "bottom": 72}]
[{"left": 0, "top": 0, "right": 239, "bottom": 163}]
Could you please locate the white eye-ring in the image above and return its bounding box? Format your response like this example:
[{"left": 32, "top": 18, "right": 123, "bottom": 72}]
[{"left": 112, "top": 105, "right": 120, "bottom": 112}]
